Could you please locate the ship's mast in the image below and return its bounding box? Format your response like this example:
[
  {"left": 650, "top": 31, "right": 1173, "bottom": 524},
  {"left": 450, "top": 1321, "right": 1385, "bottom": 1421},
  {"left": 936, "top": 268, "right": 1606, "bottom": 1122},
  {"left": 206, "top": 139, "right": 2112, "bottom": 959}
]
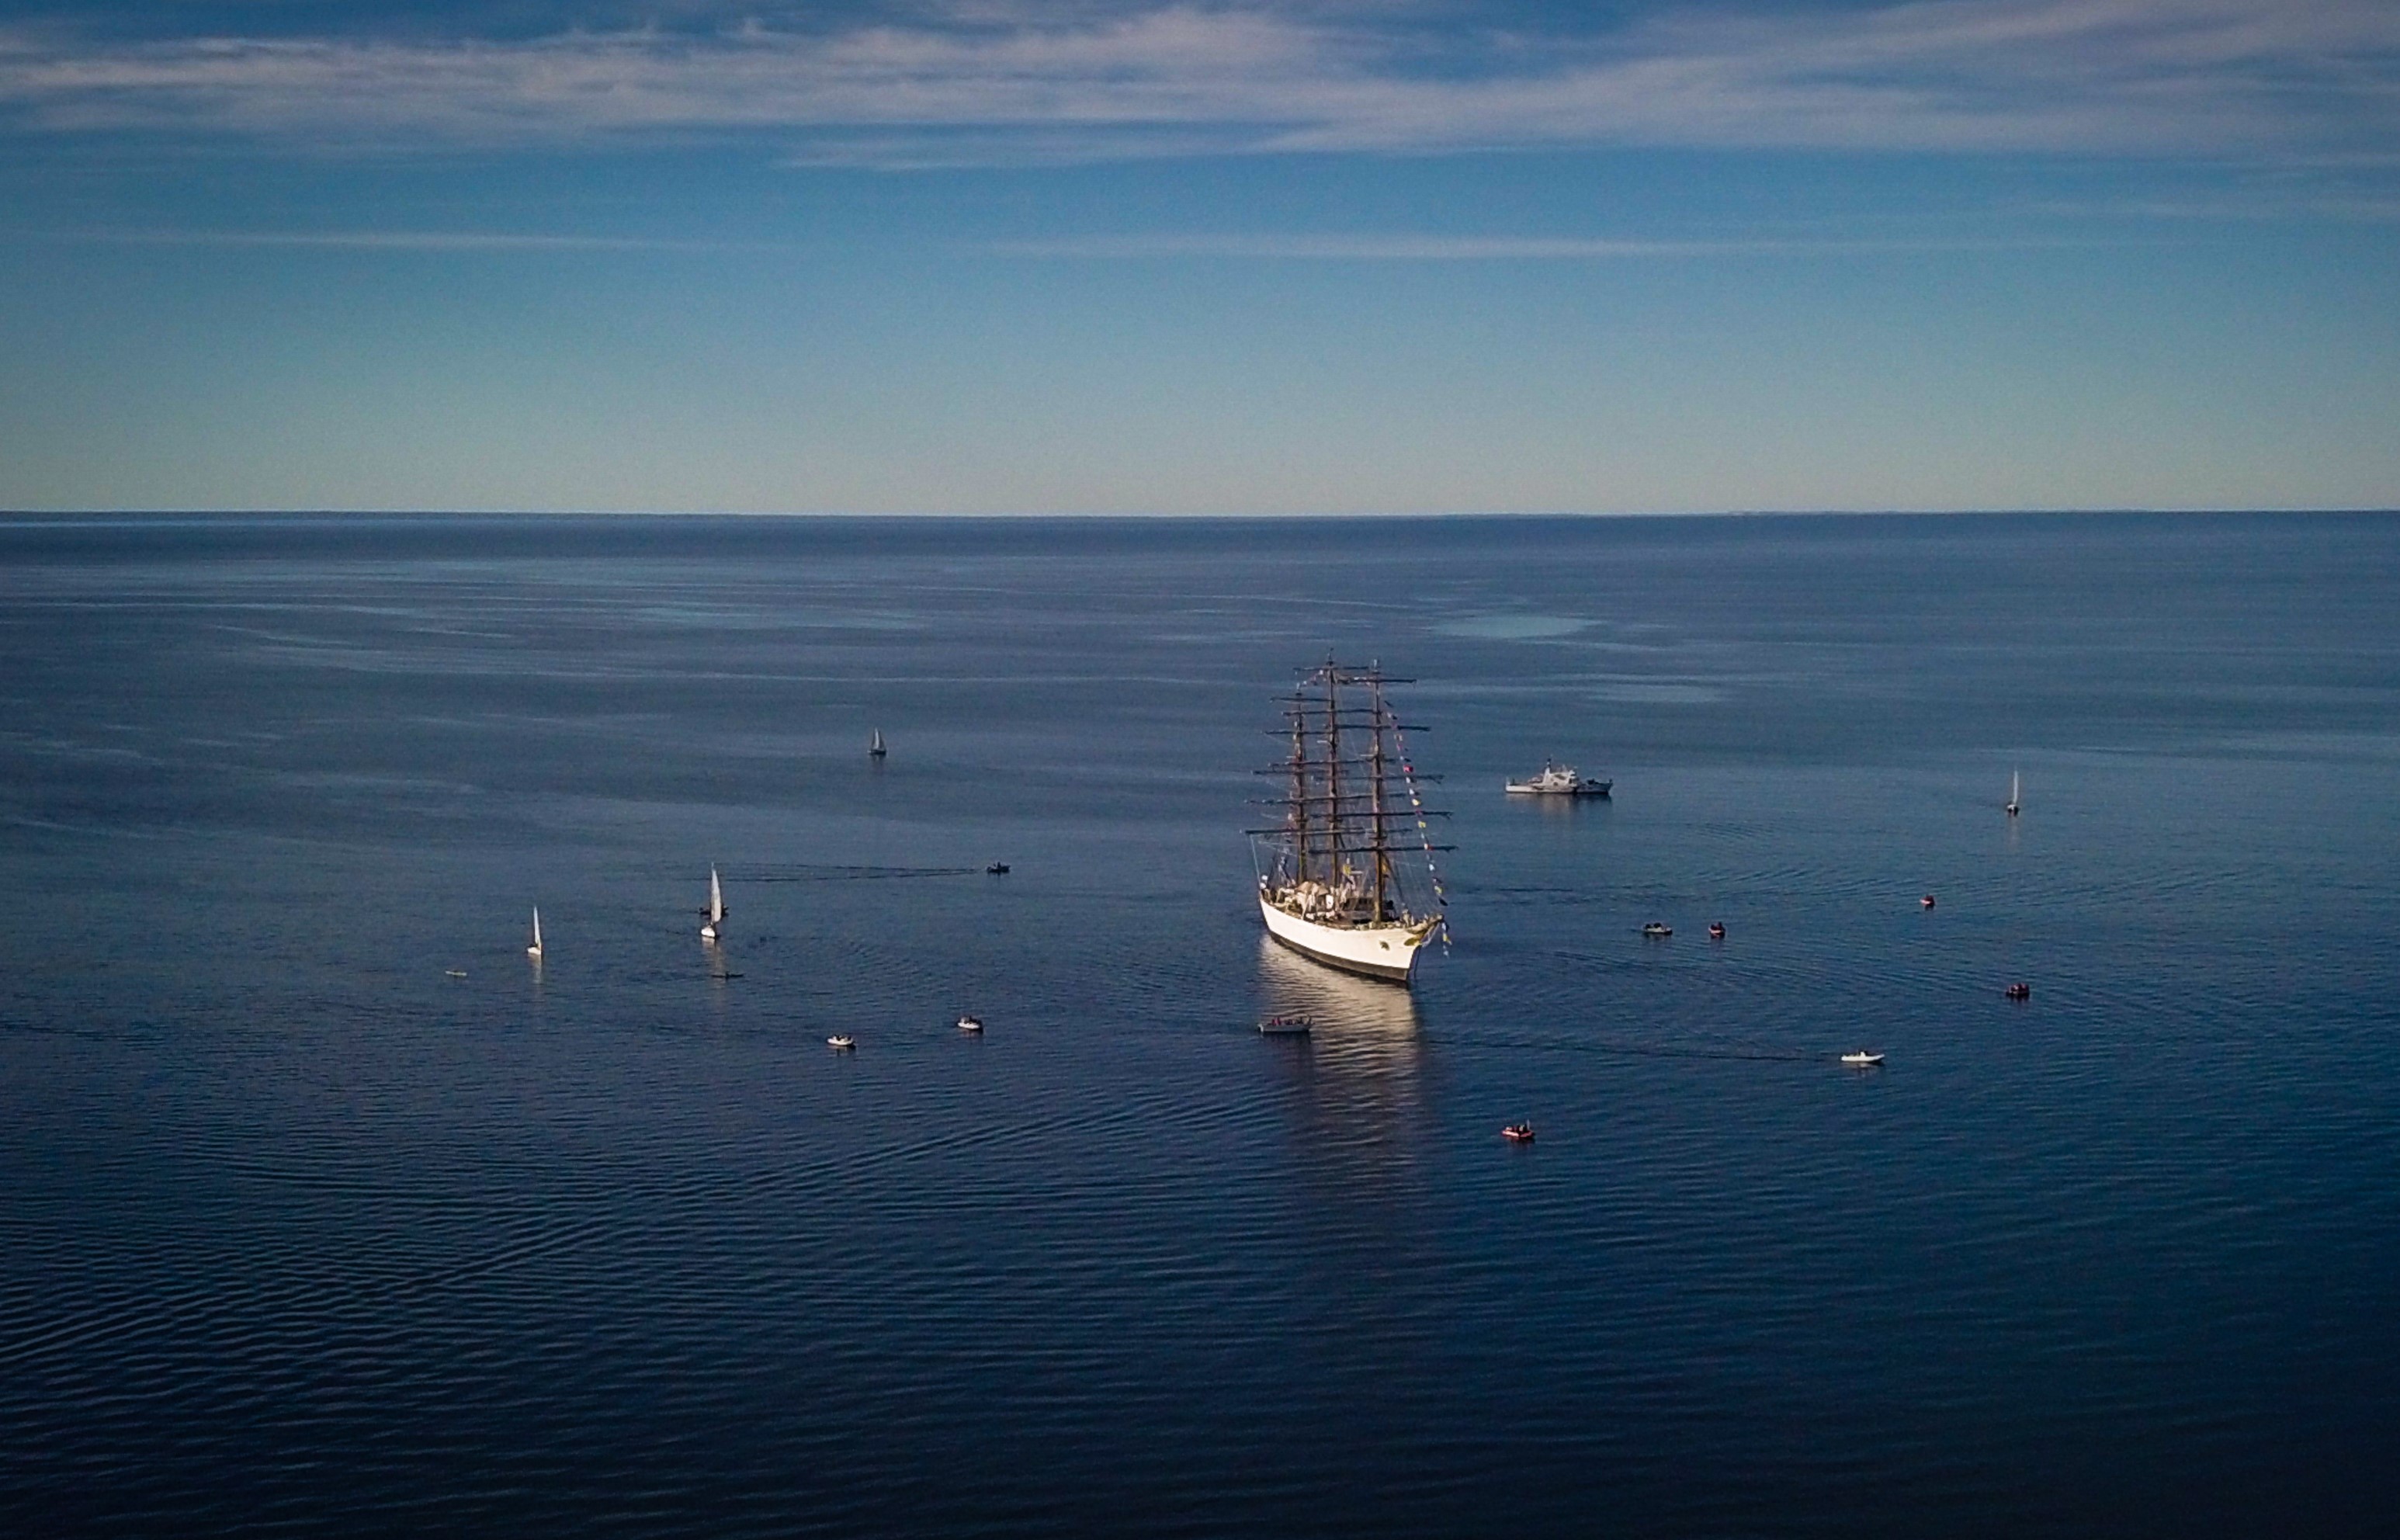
[
  {"left": 1288, "top": 696, "right": 1309, "bottom": 885},
  {"left": 1323, "top": 661, "right": 1342, "bottom": 891},
  {"left": 1369, "top": 668, "right": 1390, "bottom": 921}
]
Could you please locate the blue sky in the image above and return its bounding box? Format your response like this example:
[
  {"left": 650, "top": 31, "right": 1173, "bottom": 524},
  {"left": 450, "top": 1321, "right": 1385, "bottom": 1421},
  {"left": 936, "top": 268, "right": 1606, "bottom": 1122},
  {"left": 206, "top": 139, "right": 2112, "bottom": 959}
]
[{"left": 2, "top": 1, "right": 2395, "bottom": 513}]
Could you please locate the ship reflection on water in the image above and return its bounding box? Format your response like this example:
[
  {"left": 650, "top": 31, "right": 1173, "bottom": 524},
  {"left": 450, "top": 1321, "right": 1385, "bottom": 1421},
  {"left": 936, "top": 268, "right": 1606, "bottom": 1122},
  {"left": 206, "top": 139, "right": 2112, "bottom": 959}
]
[
  {"left": 1514, "top": 788, "right": 1608, "bottom": 820},
  {"left": 1257, "top": 935, "right": 1420, "bottom": 1063},
  {"left": 1255, "top": 934, "right": 1425, "bottom": 1137}
]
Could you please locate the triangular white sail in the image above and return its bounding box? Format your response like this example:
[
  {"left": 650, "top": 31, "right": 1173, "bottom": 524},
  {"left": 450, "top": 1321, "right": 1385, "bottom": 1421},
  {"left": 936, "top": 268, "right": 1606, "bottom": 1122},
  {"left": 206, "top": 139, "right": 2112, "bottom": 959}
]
[
  {"left": 869, "top": 729, "right": 886, "bottom": 756},
  {"left": 528, "top": 907, "right": 543, "bottom": 957},
  {"left": 702, "top": 865, "right": 725, "bottom": 939},
  {"left": 2007, "top": 768, "right": 2021, "bottom": 815}
]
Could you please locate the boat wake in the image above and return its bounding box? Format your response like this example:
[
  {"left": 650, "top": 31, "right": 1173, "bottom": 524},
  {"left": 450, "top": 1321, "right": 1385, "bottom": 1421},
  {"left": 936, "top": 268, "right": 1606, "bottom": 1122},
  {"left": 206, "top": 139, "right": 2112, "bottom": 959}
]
[{"left": 631, "top": 864, "right": 990, "bottom": 883}]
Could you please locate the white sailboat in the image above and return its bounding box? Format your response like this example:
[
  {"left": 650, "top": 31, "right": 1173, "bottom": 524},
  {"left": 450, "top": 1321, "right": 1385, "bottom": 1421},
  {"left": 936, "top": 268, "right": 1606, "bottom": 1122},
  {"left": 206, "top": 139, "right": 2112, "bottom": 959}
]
[
  {"left": 2006, "top": 768, "right": 2021, "bottom": 817},
  {"left": 700, "top": 864, "right": 726, "bottom": 942},
  {"left": 1251, "top": 661, "right": 1450, "bottom": 983},
  {"left": 869, "top": 728, "right": 886, "bottom": 760},
  {"left": 527, "top": 907, "right": 543, "bottom": 959}
]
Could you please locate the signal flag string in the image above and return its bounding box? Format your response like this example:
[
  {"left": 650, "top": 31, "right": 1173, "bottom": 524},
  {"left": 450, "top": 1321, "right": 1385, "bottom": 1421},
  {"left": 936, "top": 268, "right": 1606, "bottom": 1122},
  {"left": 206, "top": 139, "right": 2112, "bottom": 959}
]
[{"left": 1390, "top": 719, "right": 1449, "bottom": 948}]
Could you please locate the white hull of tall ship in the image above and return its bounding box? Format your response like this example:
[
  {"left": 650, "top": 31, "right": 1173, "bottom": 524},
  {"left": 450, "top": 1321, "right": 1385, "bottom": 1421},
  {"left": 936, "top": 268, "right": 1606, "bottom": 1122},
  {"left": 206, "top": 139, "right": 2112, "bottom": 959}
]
[{"left": 1259, "top": 895, "right": 1431, "bottom": 982}]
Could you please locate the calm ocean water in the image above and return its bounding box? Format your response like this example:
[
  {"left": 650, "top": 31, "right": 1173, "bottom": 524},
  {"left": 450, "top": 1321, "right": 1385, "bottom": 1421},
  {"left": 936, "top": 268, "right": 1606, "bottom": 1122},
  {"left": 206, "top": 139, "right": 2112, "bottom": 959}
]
[{"left": 2, "top": 512, "right": 2396, "bottom": 1536}]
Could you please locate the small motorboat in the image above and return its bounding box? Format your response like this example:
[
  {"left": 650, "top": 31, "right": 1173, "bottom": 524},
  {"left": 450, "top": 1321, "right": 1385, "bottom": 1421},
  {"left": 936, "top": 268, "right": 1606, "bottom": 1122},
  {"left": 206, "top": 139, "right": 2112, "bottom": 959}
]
[
  {"left": 1707, "top": 922, "right": 1725, "bottom": 940},
  {"left": 444, "top": 969, "right": 467, "bottom": 979},
  {"left": 1642, "top": 922, "right": 1672, "bottom": 938},
  {"left": 956, "top": 1015, "right": 984, "bottom": 1033},
  {"left": 1840, "top": 1051, "right": 1885, "bottom": 1068},
  {"left": 2004, "top": 982, "right": 2031, "bottom": 1001},
  {"left": 1502, "top": 1122, "right": 1536, "bottom": 1143},
  {"left": 827, "top": 1035, "right": 856, "bottom": 1050},
  {"left": 987, "top": 862, "right": 1010, "bottom": 875},
  {"left": 1920, "top": 894, "right": 1937, "bottom": 909},
  {"left": 1257, "top": 1014, "right": 1312, "bottom": 1035}
]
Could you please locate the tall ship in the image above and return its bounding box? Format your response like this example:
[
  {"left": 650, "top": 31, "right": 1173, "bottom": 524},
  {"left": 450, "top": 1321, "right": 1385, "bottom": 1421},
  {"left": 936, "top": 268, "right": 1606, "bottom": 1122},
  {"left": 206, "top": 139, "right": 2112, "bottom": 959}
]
[{"left": 1250, "top": 661, "right": 1451, "bottom": 982}]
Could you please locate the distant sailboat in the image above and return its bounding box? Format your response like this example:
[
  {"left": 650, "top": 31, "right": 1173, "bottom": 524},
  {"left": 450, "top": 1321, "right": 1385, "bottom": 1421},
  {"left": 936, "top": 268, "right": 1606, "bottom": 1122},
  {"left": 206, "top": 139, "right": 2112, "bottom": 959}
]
[
  {"left": 701, "top": 864, "right": 726, "bottom": 943},
  {"left": 2006, "top": 768, "right": 2021, "bottom": 817},
  {"left": 527, "top": 907, "right": 543, "bottom": 959},
  {"left": 869, "top": 729, "right": 886, "bottom": 760}
]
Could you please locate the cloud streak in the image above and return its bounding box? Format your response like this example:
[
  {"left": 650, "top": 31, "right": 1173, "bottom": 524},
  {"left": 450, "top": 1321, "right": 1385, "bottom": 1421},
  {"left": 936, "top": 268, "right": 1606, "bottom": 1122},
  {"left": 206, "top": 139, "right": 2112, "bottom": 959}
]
[
  {"left": 33, "top": 227, "right": 754, "bottom": 251},
  {"left": 0, "top": 2, "right": 2394, "bottom": 165},
  {"left": 990, "top": 231, "right": 2120, "bottom": 258}
]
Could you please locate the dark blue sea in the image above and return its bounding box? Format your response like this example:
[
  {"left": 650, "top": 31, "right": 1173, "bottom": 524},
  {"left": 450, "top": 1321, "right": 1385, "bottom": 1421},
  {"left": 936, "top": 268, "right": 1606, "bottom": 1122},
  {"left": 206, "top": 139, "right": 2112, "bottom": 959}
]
[{"left": 3, "top": 512, "right": 2396, "bottom": 1537}]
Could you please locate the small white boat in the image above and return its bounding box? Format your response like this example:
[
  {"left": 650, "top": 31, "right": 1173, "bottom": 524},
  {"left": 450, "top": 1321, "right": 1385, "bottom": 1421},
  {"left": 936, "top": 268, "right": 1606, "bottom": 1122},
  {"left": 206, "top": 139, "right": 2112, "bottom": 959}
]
[
  {"left": 700, "top": 864, "right": 726, "bottom": 942},
  {"left": 1501, "top": 1122, "right": 1536, "bottom": 1143},
  {"left": 1506, "top": 760, "right": 1611, "bottom": 797},
  {"left": 526, "top": 907, "right": 543, "bottom": 959},
  {"left": 827, "top": 1035, "right": 855, "bottom": 1051},
  {"left": 2005, "top": 768, "right": 2021, "bottom": 817},
  {"left": 869, "top": 729, "right": 886, "bottom": 760},
  {"left": 1257, "top": 1014, "right": 1312, "bottom": 1035},
  {"left": 1840, "top": 1051, "right": 1885, "bottom": 1067},
  {"left": 1641, "top": 922, "right": 1672, "bottom": 938},
  {"left": 444, "top": 969, "right": 467, "bottom": 979},
  {"left": 957, "top": 1015, "right": 983, "bottom": 1033}
]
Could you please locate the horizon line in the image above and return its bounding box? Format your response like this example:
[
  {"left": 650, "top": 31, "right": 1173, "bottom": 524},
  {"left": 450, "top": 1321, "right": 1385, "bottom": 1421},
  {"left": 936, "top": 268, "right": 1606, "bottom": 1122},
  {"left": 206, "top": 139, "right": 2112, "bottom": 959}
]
[{"left": 6, "top": 507, "right": 2395, "bottom": 522}]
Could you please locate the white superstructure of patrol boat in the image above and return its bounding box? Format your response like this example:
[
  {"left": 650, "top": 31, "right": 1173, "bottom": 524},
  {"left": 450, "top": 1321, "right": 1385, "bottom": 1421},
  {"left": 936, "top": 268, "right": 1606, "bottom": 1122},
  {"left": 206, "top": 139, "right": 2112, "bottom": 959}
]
[{"left": 1505, "top": 760, "right": 1611, "bottom": 797}]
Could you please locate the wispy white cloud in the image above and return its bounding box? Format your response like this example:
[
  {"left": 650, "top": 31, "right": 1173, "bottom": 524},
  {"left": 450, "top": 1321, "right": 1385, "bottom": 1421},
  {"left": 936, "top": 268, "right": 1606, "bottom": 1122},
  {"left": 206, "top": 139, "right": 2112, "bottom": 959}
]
[
  {"left": 33, "top": 227, "right": 756, "bottom": 251},
  {"left": 8, "top": 227, "right": 2131, "bottom": 260},
  {"left": 0, "top": 2, "right": 2393, "bottom": 165},
  {"left": 990, "top": 231, "right": 2119, "bottom": 258}
]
